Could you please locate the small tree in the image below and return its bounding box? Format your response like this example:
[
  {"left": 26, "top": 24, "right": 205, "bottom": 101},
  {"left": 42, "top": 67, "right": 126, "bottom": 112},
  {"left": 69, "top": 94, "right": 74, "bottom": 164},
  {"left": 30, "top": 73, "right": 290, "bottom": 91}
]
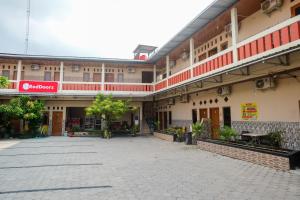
[
  {"left": 0, "top": 76, "right": 9, "bottom": 88},
  {"left": 0, "top": 96, "right": 45, "bottom": 134},
  {"left": 85, "top": 94, "right": 131, "bottom": 138}
]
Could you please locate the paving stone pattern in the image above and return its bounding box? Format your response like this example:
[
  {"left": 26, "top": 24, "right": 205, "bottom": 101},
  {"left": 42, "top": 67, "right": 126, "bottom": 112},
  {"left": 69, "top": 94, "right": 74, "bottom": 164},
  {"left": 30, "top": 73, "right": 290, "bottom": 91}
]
[{"left": 0, "top": 136, "right": 299, "bottom": 200}]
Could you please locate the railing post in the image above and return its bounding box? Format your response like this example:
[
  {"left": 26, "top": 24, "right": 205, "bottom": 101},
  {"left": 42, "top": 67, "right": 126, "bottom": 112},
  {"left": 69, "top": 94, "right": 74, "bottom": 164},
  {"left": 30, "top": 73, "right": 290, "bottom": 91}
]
[
  {"left": 101, "top": 63, "right": 105, "bottom": 91},
  {"left": 59, "top": 61, "right": 64, "bottom": 91},
  {"left": 231, "top": 7, "right": 239, "bottom": 64},
  {"left": 190, "top": 38, "right": 195, "bottom": 77},
  {"left": 16, "top": 60, "right": 22, "bottom": 90}
]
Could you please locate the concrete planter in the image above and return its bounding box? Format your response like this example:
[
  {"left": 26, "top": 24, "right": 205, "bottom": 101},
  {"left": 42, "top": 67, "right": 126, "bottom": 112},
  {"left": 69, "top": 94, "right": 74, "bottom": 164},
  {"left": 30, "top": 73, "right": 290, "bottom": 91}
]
[
  {"left": 153, "top": 132, "right": 174, "bottom": 142},
  {"left": 197, "top": 139, "right": 300, "bottom": 171}
]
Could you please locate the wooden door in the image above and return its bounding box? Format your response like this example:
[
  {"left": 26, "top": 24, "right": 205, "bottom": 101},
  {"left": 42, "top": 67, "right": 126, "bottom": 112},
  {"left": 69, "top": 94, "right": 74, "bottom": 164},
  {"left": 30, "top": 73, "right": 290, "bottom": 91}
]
[
  {"left": 93, "top": 73, "right": 101, "bottom": 82},
  {"left": 142, "top": 71, "right": 153, "bottom": 83},
  {"left": 52, "top": 112, "right": 63, "bottom": 136},
  {"left": 54, "top": 72, "right": 60, "bottom": 81},
  {"left": 209, "top": 108, "right": 220, "bottom": 139},
  {"left": 105, "top": 73, "right": 114, "bottom": 82},
  {"left": 199, "top": 109, "right": 208, "bottom": 121}
]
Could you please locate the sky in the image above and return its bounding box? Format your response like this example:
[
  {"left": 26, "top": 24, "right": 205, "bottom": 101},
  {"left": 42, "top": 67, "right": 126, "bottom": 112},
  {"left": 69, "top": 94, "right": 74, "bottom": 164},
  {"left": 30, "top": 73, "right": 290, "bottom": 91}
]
[{"left": 0, "top": 0, "right": 215, "bottom": 59}]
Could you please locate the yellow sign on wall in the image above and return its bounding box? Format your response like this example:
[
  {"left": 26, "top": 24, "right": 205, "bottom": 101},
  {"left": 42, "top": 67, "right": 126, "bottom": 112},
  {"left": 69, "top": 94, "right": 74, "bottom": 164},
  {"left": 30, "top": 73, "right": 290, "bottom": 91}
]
[{"left": 241, "top": 103, "right": 258, "bottom": 120}]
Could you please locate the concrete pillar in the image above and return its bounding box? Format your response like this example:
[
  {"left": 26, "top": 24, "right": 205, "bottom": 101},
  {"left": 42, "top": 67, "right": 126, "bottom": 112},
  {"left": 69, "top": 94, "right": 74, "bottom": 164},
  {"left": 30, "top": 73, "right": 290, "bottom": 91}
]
[
  {"left": 16, "top": 60, "right": 22, "bottom": 89},
  {"left": 101, "top": 63, "right": 105, "bottom": 90},
  {"left": 62, "top": 106, "right": 66, "bottom": 136},
  {"left": 190, "top": 38, "right": 195, "bottom": 77},
  {"left": 153, "top": 65, "right": 157, "bottom": 83},
  {"left": 59, "top": 62, "right": 64, "bottom": 91},
  {"left": 139, "top": 104, "right": 143, "bottom": 134},
  {"left": 231, "top": 8, "right": 239, "bottom": 63},
  {"left": 48, "top": 110, "right": 53, "bottom": 136},
  {"left": 166, "top": 55, "right": 170, "bottom": 87}
]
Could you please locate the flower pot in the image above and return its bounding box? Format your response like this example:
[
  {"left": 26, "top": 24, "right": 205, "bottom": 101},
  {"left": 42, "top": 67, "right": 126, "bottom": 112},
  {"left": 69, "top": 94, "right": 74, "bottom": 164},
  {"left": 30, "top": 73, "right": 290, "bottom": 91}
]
[
  {"left": 185, "top": 132, "right": 192, "bottom": 145},
  {"left": 173, "top": 134, "right": 177, "bottom": 142}
]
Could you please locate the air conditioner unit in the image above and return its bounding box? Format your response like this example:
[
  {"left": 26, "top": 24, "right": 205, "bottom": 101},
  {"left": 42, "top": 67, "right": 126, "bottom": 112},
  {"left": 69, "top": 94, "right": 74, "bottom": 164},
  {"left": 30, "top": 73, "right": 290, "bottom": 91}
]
[
  {"left": 127, "top": 67, "right": 136, "bottom": 73},
  {"left": 217, "top": 86, "right": 231, "bottom": 96},
  {"left": 31, "top": 64, "right": 40, "bottom": 71},
  {"left": 72, "top": 65, "right": 81, "bottom": 72},
  {"left": 180, "top": 94, "right": 189, "bottom": 103},
  {"left": 261, "top": 0, "right": 283, "bottom": 15},
  {"left": 168, "top": 98, "right": 175, "bottom": 105},
  {"left": 181, "top": 51, "right": 189, "bottom": 61},
  {"left": 169, "top": 60, "right": 176, "bottom": 68},
  {"left": 255, "top": 77, "right": 276, "bottom": 90}
]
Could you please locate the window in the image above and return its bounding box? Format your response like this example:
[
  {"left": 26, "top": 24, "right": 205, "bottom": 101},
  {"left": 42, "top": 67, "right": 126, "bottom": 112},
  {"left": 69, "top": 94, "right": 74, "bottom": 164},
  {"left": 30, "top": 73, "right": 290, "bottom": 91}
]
[
  {"left": 1, "top": 70, "right": 10, "bottom": 79},
  {"left": 291, "top": 3, "right": 300, "bottom": 17},
  {"left": 117, "top": 73, "right": 124, "bottom": 82},
  {"left": 83, "top": 73, "right": 90, "bottom": 82},
  {"left": 168, "top": 111, "right": 172, "bottom": 125},
  {"left": 44, "top": 71, "right": 51, "bottom": 81}
]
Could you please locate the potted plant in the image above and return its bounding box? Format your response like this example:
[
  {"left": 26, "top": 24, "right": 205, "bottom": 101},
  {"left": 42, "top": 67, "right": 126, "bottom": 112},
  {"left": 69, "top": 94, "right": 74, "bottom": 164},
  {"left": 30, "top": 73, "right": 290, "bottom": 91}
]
[
  {"left": 191, "top": 121, "right": 204, "bottom": 144},
  {"left": 219, "top": 126, "right": 237, "bottom": 142},
  {"left": 175, "top": 127, "right": 185, "bottom": 142},
  {"left": 267, "top": 131, "right": 283, "bottom": 148},
  {"left": 131, "top": 124, "right": 139, "bottom": 137}
]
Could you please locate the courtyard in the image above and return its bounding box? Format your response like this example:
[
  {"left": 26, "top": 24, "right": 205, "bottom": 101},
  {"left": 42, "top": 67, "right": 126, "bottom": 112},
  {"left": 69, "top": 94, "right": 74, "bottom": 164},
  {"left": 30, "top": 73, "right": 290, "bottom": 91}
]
[{"left": 0, "top": 136, "right": 299, "bottom": 200}]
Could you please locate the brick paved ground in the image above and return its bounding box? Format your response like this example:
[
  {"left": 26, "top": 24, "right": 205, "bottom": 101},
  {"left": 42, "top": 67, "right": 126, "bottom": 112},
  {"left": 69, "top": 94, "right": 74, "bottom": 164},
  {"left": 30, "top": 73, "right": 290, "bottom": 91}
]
[{"left": 0, "top": 136, "right": 299, "bottom": 200}]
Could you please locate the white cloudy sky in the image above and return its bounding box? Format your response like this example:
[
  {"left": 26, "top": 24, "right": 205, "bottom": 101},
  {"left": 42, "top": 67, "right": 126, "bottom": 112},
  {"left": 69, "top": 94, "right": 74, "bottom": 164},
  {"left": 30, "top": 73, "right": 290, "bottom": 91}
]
[{"left": 0, "top": 0, "right": 215, "bottom": 59}]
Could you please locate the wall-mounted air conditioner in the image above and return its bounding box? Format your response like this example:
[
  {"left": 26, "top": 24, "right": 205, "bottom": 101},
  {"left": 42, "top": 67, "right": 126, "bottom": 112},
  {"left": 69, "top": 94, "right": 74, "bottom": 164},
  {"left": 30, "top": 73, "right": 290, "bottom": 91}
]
[
  {"left": 181, "top": 51, "right": 189, "bottom": 61},
  {"left": 261, "top": 0, "right": 283, "bottom": 15},
  {"left": 180, "top": 94, "right": 189, "bottom": 103},
  {"left": 168, "top": 98, "right": 175, "bottom": 105},
  {"left": 72, "top": 65, "right": 81, "bottom": 72},
  {"left": 217, "top": 86, "right": 231, "bottom": 96},
  {"left": 255, "top": 77, "right": 276, "bottom": 90},
  {"left": 31, "top": 64, "right": 40, "bottom": 71},
  {"left": 127, "top": 67, "right": 136, "bottom": 73}
]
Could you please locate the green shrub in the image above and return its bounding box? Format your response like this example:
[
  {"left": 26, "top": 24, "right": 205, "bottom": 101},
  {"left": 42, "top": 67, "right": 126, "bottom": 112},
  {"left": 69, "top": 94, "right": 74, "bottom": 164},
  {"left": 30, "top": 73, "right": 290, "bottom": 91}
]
[
  {"left": 267, "top": 131, "right": 283, "bottom": 148},
  {"left": 192, "top": 121, "right": 203, "bottom": 139},
  {"left": 219, "top": 126, "right": 237, "bottom": 141}
]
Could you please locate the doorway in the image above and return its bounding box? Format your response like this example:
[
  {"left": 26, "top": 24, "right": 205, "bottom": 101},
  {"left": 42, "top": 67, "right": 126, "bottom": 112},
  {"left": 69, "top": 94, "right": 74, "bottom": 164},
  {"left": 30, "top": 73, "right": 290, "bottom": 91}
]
[
  {"left": 199, "top": 108, "right": 208, "bottom": 121},
  {"left": 93, "top": 73, "right": 101, "bottom": 82},
  {"left": 163, "top": 112, "right": 168, "bottom": 129},
  {"left": 142, "top": 71, "right": 154, "bottom": 83},
  {"left": 54, "top": 72, "right": 60, "bottom": 81},
  {"left": 209, "top": 108, "right": 220, "bottom": 139},
  {"left": 192, "top": 109, "right": 197, "bottom": 123},
  {"left": 223, "top": 107, "right": 231, "bottom": 127},
  {"left": 52, "top": 111, "right": 63, "bottom": 136},
  {"left": 159, "top": 112, "right": 163, "bottom": 130}
]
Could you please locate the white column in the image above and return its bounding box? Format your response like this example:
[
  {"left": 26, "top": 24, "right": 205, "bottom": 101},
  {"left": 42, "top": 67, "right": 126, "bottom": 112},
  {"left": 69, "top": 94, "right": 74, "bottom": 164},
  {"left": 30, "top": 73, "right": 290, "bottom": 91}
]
[
  {"left": 101, "top": 63, "right": 105, "bottom": 90},
  {"left": 139, "top": 104, "right": 143, "bottom": 134},
  {"left": 166, "top": 55, "right": 170, "bottom": 87},
  {"left": 231, "top": 8, "right": 239, "bottom": 63},
  {"left": 16, "top": 60, "right": 22, "bottom": 89},
  {"left": 189, "top": 38, "right": 195, "bottom": 77},
  {"left": 153, "top": 65, "right": 157, "bottom": 83},
  {"left": 62, "top": 106, "right": 66, "bottom": 136},
  {"left": 48, "top": 110, "right": 53, "bottom": 136},
  {"left": 59, "top": 62, "right": 64, "bottom": 91}
]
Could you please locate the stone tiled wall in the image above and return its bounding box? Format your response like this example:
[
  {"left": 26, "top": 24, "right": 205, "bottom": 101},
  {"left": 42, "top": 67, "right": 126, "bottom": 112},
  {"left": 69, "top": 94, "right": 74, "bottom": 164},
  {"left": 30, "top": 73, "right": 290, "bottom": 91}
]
[
  {"left": 197, "top": 140, "right": 290, "bottom": 171},
  {"left": 172, "top": 120, "right": 193, "bottom": 129},
  {"left": 232, "top": 121, "right": 300, "bottom": 150}
]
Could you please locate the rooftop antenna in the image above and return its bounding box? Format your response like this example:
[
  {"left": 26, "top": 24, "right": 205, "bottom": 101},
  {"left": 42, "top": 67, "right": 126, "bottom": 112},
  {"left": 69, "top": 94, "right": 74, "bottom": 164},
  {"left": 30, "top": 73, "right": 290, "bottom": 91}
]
[{"left": 24, "top": 0, "right": 30, "bottom": 54}]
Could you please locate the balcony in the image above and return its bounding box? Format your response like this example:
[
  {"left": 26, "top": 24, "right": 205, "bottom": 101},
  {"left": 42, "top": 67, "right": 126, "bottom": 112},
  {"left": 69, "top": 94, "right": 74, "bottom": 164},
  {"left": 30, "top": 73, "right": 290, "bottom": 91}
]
[{"left": 154, "top": 15, "right": 300, "bottom": 93}]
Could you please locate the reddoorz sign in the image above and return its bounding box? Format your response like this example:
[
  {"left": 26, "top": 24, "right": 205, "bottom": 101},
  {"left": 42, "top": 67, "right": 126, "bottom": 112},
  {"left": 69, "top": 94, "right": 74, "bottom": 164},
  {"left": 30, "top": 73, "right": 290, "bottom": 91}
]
[{"left": 19, "top": 81, "right": 58, "bottom": 93}]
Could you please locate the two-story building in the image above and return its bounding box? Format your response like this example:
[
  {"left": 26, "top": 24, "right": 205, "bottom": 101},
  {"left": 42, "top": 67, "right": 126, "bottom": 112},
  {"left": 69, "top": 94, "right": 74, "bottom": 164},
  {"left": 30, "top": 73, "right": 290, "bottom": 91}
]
[{"left": 1, "top": 0, "right": 300, "bottom": 150}]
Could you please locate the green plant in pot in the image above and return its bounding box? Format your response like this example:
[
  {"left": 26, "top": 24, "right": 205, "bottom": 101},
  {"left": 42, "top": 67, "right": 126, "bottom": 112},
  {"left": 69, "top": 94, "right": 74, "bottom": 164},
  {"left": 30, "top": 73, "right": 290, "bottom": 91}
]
[
  {"left": 175, "top": 127, "right": 185, "bottom": 142},
  {"left": 219, "top": 126, "right": 237, "bottom": 142},
  {"left": 192, "top": 121, "right": 204, "bottom": 144}
]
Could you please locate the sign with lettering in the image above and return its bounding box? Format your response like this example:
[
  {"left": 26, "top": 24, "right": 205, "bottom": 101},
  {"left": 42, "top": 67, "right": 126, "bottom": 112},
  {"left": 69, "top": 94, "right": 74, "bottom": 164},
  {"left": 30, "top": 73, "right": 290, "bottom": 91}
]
[
  {"left": 19, "top": 80, "right": 58, "bottom": 93},
  {"left": 241, "top": 103, "right": 258, "bottom": 120}
]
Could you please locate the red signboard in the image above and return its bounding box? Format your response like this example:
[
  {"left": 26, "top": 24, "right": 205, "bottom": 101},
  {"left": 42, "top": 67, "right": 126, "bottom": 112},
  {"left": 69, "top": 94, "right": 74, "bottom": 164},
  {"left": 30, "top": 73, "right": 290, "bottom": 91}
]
[{"left": 19, "top": 80, "right": 58, "bottom": 93}]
